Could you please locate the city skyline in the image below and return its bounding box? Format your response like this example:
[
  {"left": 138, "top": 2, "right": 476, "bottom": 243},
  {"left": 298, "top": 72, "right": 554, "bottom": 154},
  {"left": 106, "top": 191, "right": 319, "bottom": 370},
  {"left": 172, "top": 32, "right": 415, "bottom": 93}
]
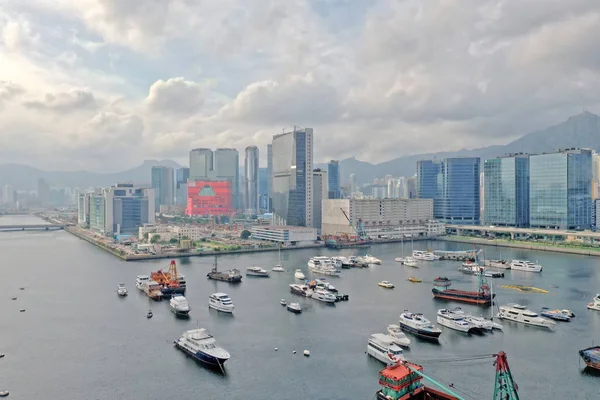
[{"left": 2, "top": 1, "right": 600, "bottom": 172}]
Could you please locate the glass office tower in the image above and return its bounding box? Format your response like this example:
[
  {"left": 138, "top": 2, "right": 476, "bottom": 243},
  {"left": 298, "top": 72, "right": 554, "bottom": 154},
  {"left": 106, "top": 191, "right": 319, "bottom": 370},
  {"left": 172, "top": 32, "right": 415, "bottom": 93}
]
[
  {"left": 484, "top": 155, "right": 529, "bottom": 227},
  {"left": 441, "top": 158, "right": 481, "bottom": 225}
]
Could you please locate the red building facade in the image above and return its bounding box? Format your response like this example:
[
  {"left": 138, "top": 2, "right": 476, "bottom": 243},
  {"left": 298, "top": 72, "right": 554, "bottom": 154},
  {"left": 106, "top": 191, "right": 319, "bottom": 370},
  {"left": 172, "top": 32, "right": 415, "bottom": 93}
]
[{"left": 186, "top": 180, "right": 234, "bottom": 216}]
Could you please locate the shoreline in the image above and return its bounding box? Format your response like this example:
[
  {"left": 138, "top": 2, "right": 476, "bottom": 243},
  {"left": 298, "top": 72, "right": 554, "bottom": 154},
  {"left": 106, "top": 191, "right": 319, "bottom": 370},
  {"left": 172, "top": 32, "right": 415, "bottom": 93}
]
[{"left": 438, "top": 236, "right": 600, "bottom": 257}]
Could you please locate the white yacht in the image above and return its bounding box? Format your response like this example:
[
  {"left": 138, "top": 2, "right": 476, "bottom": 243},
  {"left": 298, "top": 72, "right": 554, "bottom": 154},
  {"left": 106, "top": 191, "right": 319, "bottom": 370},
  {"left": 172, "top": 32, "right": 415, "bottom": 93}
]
[
  {"left": 294, "top": 269, "right": 306, "bottom": 280},
  {"left": 398, "top": 312, "right": 442, "bottom": 340},
  {"left": 452, "top": 308, "right": 499, "bottom": 331},
  {"left": 169, "top": 294, "right": 191, "bottom": 316},
  {"left": 437, "top": 309, "right": 482, "bottom": 333},
  {"left": 312, "top": 289, "right": 337, "bottom": 303},
  {"left": 287, "top": 302, "right": 302, "bottom": 314},
  {"left": 246, "top": 267, "right": 270, "bottom": 277},
  {"left": 174, "top": 328, "right": 230, "bottom": 367},
  {"left": 339, "top": 256, "right": 352, "bottom": 267},
  {"left": 308, "top": 257, "right": 341, "bottom": 276},
  {"left": 367, "top": 334, "right": 403, "bottom": 365},
  {"left": 386, "top": 324, "right": 411, "bottom": 347},
  {"left": 510, "top": 260, "right": 542, "bottom": 272},
  {"left": 208, "top": 293, "right": 235, "bottom": 313},
  {"left": 496, "top": 304, "right": 555, "bottom": 329},
  {"left": 117, "top": 283, "right": 128, "bottom": 296},
  {"left": 289, "top": 284, "right": 313, "bottom": 297},
  {"left": 315, "top": 278, "right": 338, "bottom": 292},
  {"left": 412, "top": 250, "right": 435, "bottom": 261},
  {"left": 364, "top": 254, "right": 382, "bottom": 265},
  {"left": 272, "top": 265, "right": 285, "bottom": 272},
  {"left": 394, "top": 257, "right": 405, "bottom": 263},
  {"left": 403, "top": 257, "right": 418, "bottom": 268},
  {"left": 587, "top": 294, "right": 600, "bottom": 311},
  {"left": 135, "top": 275, "right": 150, "bottom": 290}
]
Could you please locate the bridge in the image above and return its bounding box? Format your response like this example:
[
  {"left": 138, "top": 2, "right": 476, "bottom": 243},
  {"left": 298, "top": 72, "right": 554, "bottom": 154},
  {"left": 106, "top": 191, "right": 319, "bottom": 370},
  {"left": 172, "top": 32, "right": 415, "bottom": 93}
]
[
  {"left": 0, "top": 224, "right": 66, "bottom": 232},
  {"left": 446, "top": 224, "right": 600, "bottom": 243}
]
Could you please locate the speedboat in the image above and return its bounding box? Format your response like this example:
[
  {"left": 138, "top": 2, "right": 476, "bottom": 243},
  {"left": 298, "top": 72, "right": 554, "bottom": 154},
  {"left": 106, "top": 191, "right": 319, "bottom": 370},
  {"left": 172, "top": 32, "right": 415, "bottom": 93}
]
[
  {"left": 367, "top": 334, "right": 403, "bottom": 365},
  {"left": 147, "top": 310, "right": 153, "bottom": 319},
  {"left": 312, "top": 289, "right": 337, "bottom": 303},
  {"left": 294, "top": 269, "right": 306, "bottom": 280},
  {"left": 378, "top": 281, "right": 394, "bottom": 289},
  {"left": 510, "top": 260, "right": 542, "bottom": 272},
  {"left": 394, "top": 257, "right": 405, "bottom": 263},
  {"left": 403, "top": 257, "right": 418, "bottom": 268},
  {"left": 287, "top": 302, "right": 302, "bottom": 314},
  {"left": 246, "top": 267, "right": 270, "bottom": 277},
  {"left": 540, "top": 308, "right": 571, "bottom": 322},
  {"left": 272, "top": 265, "right": 285, "bottom": 272},
  {"left": 289, "top": 284, "right": 313, "bottom": 297},
  {"left": 169, "top": 294, "right": 191, "bottom": 316},
  {"left": 386, "top": 324, "right": 411, "bottom": 347},
  {"left": 579, "top": 346, "right": 600, "bottom": 371},
  {"left": 407, "top": 277, "right": 421, "bottom": 283},
  {"left": 399, "top": 312, "right": 442, "bottom": 340},
  {"left": 135, "top": 275, "right": 150, "bottom": 290},
  {"left": 280, "top": 299, "right": 286, "bottom": 306},
  {"left": 587, "top": 294, "right": 600, "bottom": 311},
  {"left": 315, "top": 278, "right": 338, "bottom": 292},
  {"left": 174, "top": 328, "right": 230, "bottom": 367},
  {"left": 496, "top": 304, "right": 555, "bottom": 329},
  {"left": 117, "top": 283, "right": 128, "bottom": 296},
  {"left": 437, "top": 309, "right": 482, "bottom": 334},
  {"left": 364, "top": 254, "right": 382, "bottom": 265},
  {"left": 208, "top": 293, "right": 235, "bottom": 313}
]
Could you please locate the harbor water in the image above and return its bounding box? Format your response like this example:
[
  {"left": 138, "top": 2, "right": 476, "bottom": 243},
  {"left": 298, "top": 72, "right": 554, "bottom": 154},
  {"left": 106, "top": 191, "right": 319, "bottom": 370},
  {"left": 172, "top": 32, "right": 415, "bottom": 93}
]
[{"left": 1, "top": 215, "right": 599, "bottom": 399}]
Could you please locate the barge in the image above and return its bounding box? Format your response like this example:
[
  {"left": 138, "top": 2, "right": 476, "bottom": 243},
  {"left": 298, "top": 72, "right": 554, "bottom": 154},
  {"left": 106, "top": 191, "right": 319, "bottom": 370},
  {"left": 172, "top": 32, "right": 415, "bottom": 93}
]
[{"left": 432, "top": 276, "right": 494, "bottom": 306}]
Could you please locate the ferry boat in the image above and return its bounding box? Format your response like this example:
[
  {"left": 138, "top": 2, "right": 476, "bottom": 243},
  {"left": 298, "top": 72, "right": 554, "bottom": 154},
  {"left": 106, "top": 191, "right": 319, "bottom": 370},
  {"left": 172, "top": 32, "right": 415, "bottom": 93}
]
[
  {"left": 386, "top": 324, "right": 411, "bottom": 347},
  {"left": 117, "top": 283, "right": 128, "bottom": 296},
  {"left": 135, "top": 275, "right": 150, "bottom": 290},
  {"left": 174, "top": 328, "right": 230, "bottom": 367},
  {"left": 436, "top": 309, "right": 482, "bottom": 334},
  {"left": 496, "top": 304, "right": 556, "bottom": 329},
  {"left": 367, "top": 334, "right": 404, "bottom": 365},
  {"left": 579, "top": 346, "right": 600, "bottom": 371},
  {"left": 432, "top": 276, "right": 494, "bottom": 306},
  {"left": 307, "top": 256, "right": 341, "bottom": 276},
  {"left": 289, "top": 284, "right": 313, "bottom": 297},
  {"left": 143, "top": 280, "right": 163, "bottom": 301},
  {"left": 208, "top": 293, "right": 235, "bottom": 313},
  {"left": 587, "top": 294, "right": 600, "bottom": 311},
  {"left": 398, "top": 312, "right": 442, "bottom": 340},
  {"left": 246, "top": 267, "right": 270, "bottom": 277},
  {"left": 510, "top": 260, "right": 542, "bottom": 272},
  {"left": 169, "top": 294, "right": 191, "bottom": 316},
  {"left": 294, "top": 269, "right": 305, "bottom": 280},
  {"left": 206, "top": 257, "right": 242, "bottom": 283},
  {"left": 484, "top": 259, "right": 511, "bottom": 269},
  {"left": 312, "top": 289, "right": 337, "bottom": 303}
]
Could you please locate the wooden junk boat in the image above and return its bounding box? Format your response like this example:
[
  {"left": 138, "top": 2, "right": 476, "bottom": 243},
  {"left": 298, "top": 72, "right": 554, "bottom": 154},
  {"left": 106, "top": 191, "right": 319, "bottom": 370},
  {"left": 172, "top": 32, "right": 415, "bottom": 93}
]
[
  {"left": 151, "top": 260, "right": 186, "bottom": 298},
  {"left": 432, "top": 275, "right": 494, "bottom": 306}
]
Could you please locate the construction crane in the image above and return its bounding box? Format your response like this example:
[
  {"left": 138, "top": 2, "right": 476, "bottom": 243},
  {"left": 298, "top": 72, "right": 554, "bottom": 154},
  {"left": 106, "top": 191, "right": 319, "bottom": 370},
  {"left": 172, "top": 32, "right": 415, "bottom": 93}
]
[
  {"left": 493, "top": 351, "right": 519, "bottom": 400},
  {"left": 340, "top": 208, "right": 368, "bottom": 240}
]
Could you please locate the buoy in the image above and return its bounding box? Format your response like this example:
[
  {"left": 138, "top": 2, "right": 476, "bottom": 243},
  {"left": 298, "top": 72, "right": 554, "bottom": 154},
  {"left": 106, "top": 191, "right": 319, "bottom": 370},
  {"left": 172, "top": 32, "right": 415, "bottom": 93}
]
[
  {"left": 303, "top": 350, "right": 310, "bottom": 357},
  {"left": 274, "top": 348, "right": 278, "bottom": 351},
  {"left": 19, "top": 309, "right": 25, "bottom": 312}
]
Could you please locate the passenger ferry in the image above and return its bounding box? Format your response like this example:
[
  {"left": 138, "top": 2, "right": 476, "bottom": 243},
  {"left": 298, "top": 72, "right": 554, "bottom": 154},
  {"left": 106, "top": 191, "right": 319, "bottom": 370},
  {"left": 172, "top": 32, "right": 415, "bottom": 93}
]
[
  {"left": 307, "top": 257, "right": 341, "bottom": 276},
  {"left": 399, "top": 312, "right": 442, "bottom": 340},
  {"left": 367, "top": 334, "right": 403, "bottom": 365},
  {"left": 135, "top": 275, "right": 150, "bottom": 290},
  {"left": 208, "top": 293, "right": 235, "bottom": 313},
  {"left": 496, "top": 304, "right": 555, "bottom": 329},
  {"left": 510, "top": 260, "right": 542, "bottom": 272},
  {"left": 174, "top": 328, "right": 230, "bottom": 367}
]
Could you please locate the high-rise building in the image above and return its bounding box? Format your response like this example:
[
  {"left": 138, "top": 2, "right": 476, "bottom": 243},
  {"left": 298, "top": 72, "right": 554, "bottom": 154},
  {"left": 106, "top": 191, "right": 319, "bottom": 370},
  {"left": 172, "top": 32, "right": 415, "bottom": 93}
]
[
  {"left": 151, "top": 166, "right": 174, "bottom": 212},
  {"left": 349, "top": 173, "right": 357, "bottom": 196},
  {"left": 271, "top": 127, "right": 314, "bottom": 226},
  {"left": 37, "top": 178, "right": 51, "bottom": 207},
  {"left": 189, "top": 148, "right": 214, "bottom": 179},
  {"left": 312, "top": 169, "right": 328, "bottom": 232},
  {"left": 417, "top": 157, "right": 480, "bottom": 224},
  {"left": 529, "top": 148, "right": 592, "bottom": 229},
  {"left": 593, "top": 152, "right": 600, "bottom": 199},
  {"left": 259, "top": 167, "right": 269, "bottom": 211},
  {"left": 327, "top": 160, "right": 341, "bottom": 199},
  {"left": 214, "top": 148, "right": 240, "bottom": 210},
  {"left": 244, "top": 146, "right": 259, "bottom": 214},
  {"left": 175, "top": 167, "right": 190, "bottom": 206},
  {"left": 484, "top": 155, "right": 530, "bottom": 227},
  {"left": 407, "top": 176, "right": 417, "bottom": 199},
  {"left": 267, "top": 144, "right": 273, "bottom": 211},
  {"left": 2, "top": 184, "right": 15, "bottom": 206}
]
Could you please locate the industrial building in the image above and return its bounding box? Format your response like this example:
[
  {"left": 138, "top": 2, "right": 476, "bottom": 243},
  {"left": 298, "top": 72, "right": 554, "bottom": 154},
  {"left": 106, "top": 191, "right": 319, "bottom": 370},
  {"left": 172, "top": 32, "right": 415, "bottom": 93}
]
[{"left": 250, "top": 225, "right": 318, "bottom": 245}]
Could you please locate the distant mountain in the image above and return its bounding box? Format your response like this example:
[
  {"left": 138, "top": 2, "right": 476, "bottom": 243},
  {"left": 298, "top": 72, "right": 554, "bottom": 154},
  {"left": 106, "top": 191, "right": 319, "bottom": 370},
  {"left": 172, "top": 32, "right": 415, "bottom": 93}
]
[
  {"left": 0, "top": 160, "right": 182, "bottom": 190},
  {"left": 316, "top": 111, "right": 600, "bottom": 184}
]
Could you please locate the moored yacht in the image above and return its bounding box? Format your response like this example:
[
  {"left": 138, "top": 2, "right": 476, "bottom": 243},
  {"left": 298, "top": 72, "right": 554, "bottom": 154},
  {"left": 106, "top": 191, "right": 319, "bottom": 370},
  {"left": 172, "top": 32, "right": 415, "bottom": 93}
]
[
  {"left": 403, "top": 257, "right": 418, "bottom": 268},
  {"left": 208, "top": 293, "right": 235, "bottom": 313},
  {"left": 117, "top": 283, "right": 128, "bottom": 296},
  {"left": 246, "top": 267, "right": 270, "bottom": 277},
  {"left": 458, "top": 263, "right": 483, "bottom": 275},
  {"left": 587, "top": 294, "right": 600, "bottom": 311},
  {"left": 452, "top": 308, "right": 499, "bottom": 330},
  {"left": 510, "top": 260, "right": 542, "bottom": 272},
  {"left": 169, "top": 294, "right": 191, "bottom": 316},
  {"left": 398, "top": 312, "right": 442, "bottom": 340},
  {"left": 412, "top": 250, "right": 435, "bottom": 261},
  {"left": 367, "top": 334, "right": 403, "bottom": 365},
  {"left": 287, "top": 302, "right": 302, "bottom": 314},
  {"left": 135, "top": 275, "right": 150, "bottom": 290},
  {"left": 437, "top": 309, "right": 482, "bottom": 333},
  {"left": 272, "top": 265, "right": 285, "bottom": 272},
  {"left": 364, "top": 254, "right": 382, "bottom": 265},
  {"left": 308, "top": 256, "right": 341, "bottom": 276},
  {"left": 312, "top": 289, "right": 337, "bottom": 303},
  {"left": 386, "top": 324, "right": 411, "bottom": 347},
  {"left": 174, "top": 328, "right": 230, "bottom": 367},
  {"left": 294, "top": 269, "right": 306, "bottom": 280},
  {"left": 485, "top": 259, "right": 511, "bottom": 269},
  {"left": 496, "top": 304, "right": 555, "bottom": 329},
  {"left": 315, "top": 278, "right": 338, "bottom": 292},
  {"left": 289, "top": 284, "right": 313, "bottom": 297}
]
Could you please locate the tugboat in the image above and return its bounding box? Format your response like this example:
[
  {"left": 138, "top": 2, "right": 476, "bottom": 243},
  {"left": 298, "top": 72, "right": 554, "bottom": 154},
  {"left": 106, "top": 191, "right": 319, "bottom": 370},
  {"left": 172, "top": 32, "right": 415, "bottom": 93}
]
[
  {"left": 151, "top": 260, "right": 186, "bottom": 298},
  {"left": 207, "top": 257, "right": 242, "bottom": 283},
  {"left": 432, "top": 275, "right": 494, "bottom": 306}
]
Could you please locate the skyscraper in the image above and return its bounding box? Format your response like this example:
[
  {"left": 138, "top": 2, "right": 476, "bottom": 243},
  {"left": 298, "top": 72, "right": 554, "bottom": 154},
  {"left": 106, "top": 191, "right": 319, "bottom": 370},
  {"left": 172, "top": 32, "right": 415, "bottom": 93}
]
[
  {"left": 529, "top": 148, "right": 592, "bottom": 229},
  {"left": 267, "top": 144, "right": 273, "bottom": 211},
  {"left": 151, "top": 166, "right": 174, "bottom": 212},
  {"left": 417, "top": 157, "right": 480, "bottom": 224},
  {"left": 484, "top": 155, "right": 529, "bottom": 227},
  {"left": 312, "top": 169, "right": 328, "bottom": 231},
  {"left": 189, "top": 148, "right": 213, "bottom": 179},
  {"left": 175, "top": 167, "right": 190, "bottom": 206},
  {"left": 38, "top": 178, "right": 51, "bottom": 207},
  {"left": 214, "top": 148, "right": 240, "bottom": 210},
  {"left": 271, "top": 127, "right": 314, "bottom": 226},
  {"left": 327, "top": 160, "right": 340, "bottom": 199},
  {"left": 349, "top": 173, "right": 357, "bottom": 195},
  {"left": 244, "top": 146, "right": 259, "bottom": 214}
]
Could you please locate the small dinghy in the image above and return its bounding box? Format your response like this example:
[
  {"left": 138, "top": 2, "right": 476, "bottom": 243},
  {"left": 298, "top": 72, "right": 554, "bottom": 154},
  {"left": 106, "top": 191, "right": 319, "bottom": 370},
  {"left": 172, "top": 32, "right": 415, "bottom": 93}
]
[
  {"left": 280, "top": 299, "right": 286, "bottom": 306},
  {"left": 0, "top": 353, "right": 5, "bottom": 358},
  {"left": 19, "top": 309, "right": 25, "bottom": 313},
  {"left": 303, "top": 350, "right": 310, "bottom": 357},
  {"left": 147, "top": 310, "right": 153, "bottom": 319},
  {"left": 11, "top": 297, "right": 16, "bottom": 301},
  {"left": 0, "top": 390, "right": 9, "bottom": 397}
]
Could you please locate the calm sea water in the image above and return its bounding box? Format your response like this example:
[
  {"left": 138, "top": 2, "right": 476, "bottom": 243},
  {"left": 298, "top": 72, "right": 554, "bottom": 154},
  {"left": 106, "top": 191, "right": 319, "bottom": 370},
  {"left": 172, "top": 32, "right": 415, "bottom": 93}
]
[{"left": 1, "top": 215, "right": 599, "bottom": 399}]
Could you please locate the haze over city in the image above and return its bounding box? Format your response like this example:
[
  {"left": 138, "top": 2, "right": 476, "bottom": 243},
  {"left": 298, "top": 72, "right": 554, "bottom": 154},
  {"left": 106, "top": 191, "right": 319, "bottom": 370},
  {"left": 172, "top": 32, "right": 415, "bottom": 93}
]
[{"left": 2, "top": 0, "right": 600, "bottom": 171}]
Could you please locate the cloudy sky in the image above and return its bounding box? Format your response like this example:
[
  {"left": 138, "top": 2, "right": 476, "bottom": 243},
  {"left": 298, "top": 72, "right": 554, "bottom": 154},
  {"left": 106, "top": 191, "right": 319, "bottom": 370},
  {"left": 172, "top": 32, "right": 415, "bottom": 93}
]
[{"left": 1, "top": 0, "right": 599, "bottom": 171}]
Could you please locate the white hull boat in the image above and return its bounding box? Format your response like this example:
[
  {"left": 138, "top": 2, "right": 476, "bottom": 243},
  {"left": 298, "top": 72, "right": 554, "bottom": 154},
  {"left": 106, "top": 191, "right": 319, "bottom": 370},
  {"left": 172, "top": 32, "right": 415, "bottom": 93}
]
[
  {"left": 135, "top": 275, "right": 150, "bottom": 290},
  {"left": 367, "top": 334, "right": 403, "bottom": 365},
  {"left": 209, "top": 293, "right": 235, "bottom": 313},
  {"left": 312, "top": 289, "right": 336, "bottom": 303},
  {"left": 403, "top": 257, "right": 418, "bottom": 268},
  {"left": 272, "top": 265, "right": 285, "bottom": 272},
  {"left": 510, "top": 260, "right": 542, "bottom": 272},
  {"left": 174, "top": 328, "right": 230, "bottom": 367},
  {"left": 437, "top": 309, "right": 482, "bottom": 333},
  {"left": 386, "top": 324, "right": 411, "bottom": 347},
  {"left": 496, "top": 304, "right": 555, "bottom": 329},
  {"left": 587, "top": 294, "right": 600, "bottom": 311},
  {"left": 294, "top": 269, "right": 306, "bottom": 280},
  {"left": 170, "top": 294, "right": 191, "bottom": 316},
  {"left": 246, "top": 267, "right": 270, "bottom": 277}
]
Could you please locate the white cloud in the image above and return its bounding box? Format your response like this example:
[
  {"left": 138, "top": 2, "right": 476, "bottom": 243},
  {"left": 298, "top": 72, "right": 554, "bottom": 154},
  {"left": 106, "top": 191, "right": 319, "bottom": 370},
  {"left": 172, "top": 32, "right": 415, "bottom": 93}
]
[{"left": 145, "top": 77, "right": 207, "bottom": 115}]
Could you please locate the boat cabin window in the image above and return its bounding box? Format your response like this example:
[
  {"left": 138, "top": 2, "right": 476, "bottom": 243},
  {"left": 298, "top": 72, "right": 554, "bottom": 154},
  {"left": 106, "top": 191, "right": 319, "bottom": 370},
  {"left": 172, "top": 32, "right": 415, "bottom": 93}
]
[{"left": 523, "top": 312, "right": 538, "bottom": 317}]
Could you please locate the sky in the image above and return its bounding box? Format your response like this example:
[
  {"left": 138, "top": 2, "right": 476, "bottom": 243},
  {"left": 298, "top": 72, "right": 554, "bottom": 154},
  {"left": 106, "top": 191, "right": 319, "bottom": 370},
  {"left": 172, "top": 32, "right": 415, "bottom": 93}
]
[{"left": 1, "top": 0, "right": 600, "bottom": 172}]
